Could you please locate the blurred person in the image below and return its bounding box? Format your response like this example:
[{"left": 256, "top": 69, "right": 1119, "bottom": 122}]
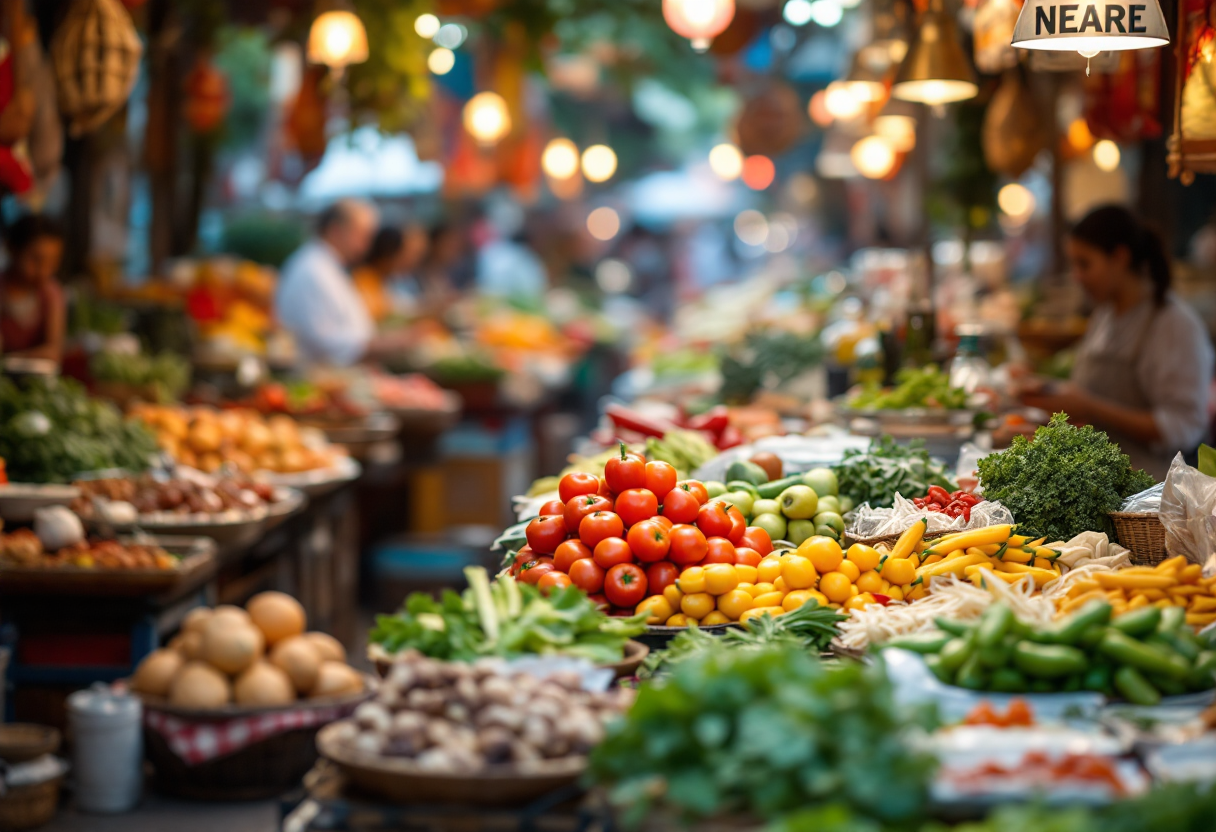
[
  {"left": 352, "top": 224, "right": 429, "bottom": 322},
  {"left": 1020, "top": 205, "right": 1213, "bottom": 479},
  {"left": 412, "top": 222, "right": 467, "bottom": 317},
  {"left": 0, "top": 215, "right": 65, "bottom": 363},
  {"left": 275, "top": 199, "right": 409, "bottom": 366}
]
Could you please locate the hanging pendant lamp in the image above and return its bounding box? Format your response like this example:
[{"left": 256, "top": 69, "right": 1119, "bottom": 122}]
[
  {"left": 1011, "top": 0, "right": 1168, "bottom": 74},
  {"left": 891, "top": 0, "right": 977, "bottom": 106}
]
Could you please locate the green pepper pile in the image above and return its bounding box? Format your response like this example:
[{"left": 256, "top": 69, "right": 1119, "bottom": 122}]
[{"left": 886, "top": 601, "right": 1216, "bottom": 703}]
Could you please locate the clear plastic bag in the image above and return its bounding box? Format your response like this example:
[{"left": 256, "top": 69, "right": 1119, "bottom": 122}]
[
  {"left": 1121, "top": 482, "right": 1164, "bottom": 513},
  {"left": 1159, "top": 452, "right": 1216, "bottom": 569},
  {"left": 848, "top": 493, "right": 1015, "bottom": 540}
]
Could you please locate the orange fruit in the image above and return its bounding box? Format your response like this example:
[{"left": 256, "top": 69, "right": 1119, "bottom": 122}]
[
  {"left": 880, "top": 557, "right": 916, "bottom": 585},
  {"left": 680, "top": 592, "right": 715, "bottom": 620},
  {"left": 635, "top": 595, "right": 674, "bottom": 624},
  {"left": 845, "top": 592, "right": 877, "bottom": 612},
  {"left": 820, "top": 571, "right": 852, "bottom": 603},
  {"left": 846, "top": 544, "right": 882, "bottom": 573},
  {"left": 837, "top": 559, "right": 861, "bottom": 582},
  {"left": 751, "top": 591, "right": 785, "bottom": 608},
  {"left": 734, "top": 564, "right": 758, "bottom": 584},
  {"left": 781, "top": 555, "right": 818, "bottom": 590},
  {"left": 701, "top": 611, "right": 730, "bottom": 626},
  {"left": 717, "top": 589, "right": 754, "bottom": 620},
  {"left": 855, "top": 570, "right": 884, "bottom": 594},
  {"left": 782, "top": 590, "right": 814, "bottom": 612},
  {"left": 703, "top": 564, "right": 739, "bottom": 596},
  {"left": 757, "top": 556, "right": 783, "bottom": 584},
  {"left": 802, "top": 537, "right": 843, "bottom": 574}
]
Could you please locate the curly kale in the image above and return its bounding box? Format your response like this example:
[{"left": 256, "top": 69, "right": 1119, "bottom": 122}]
[
  {"left": 832, "top": 435, "right": 956, "bottom": 509},
  {"left": 976, "top": 413, "right": 1155, "bottom": 542}
]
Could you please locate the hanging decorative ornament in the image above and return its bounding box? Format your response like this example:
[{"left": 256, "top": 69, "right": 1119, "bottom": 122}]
[
  {"left": 307, "top": 9, "right": 369, "bottom": 77},
  {"left": 840, "top": 50, "right": 889, "bottom": 103},
  {"left": 973, "top": 0, "right": 1020, "bottom": 73},
  {"left": 983, "top": 67, "right": 1049, "bottom": 176},
  {"left": 1011, "top": 0, "right": 1169, "bottom": 75},
  {"left": 735, "top": 81, "right": 804, "bottom": 157},
  {"left": 663, "top": 0, "right": 736, "bottom": 51},
  {"left": 183, "top": 58, "right": 231, "bottom": 135},
  {"left": 50, "top": 0, "right": 143, "bottom": 137},
  {"left": 891, "top": 0, "right": 978, "bottom": 107}
]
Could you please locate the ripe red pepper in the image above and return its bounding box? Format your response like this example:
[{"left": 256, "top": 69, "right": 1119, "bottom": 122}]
[
  {"left": 715, "top": 425, "right": 744, "bottom": 450},
  {"left": 604, "top": 404, "right": 675, "bottom": 438},
  {"left": 927, "top": 485, "right": 951, "bottom": 506},
  {"left": 686, "top": 406, "right": 729, "bottom": 435}
]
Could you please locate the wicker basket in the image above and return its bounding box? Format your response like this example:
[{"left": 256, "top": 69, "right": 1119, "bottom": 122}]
[
  {"left": 1109, "top": 511, "right": 1168, "bottom": 566},
  {"left": 0, "top": 778, "right": 62, "bottom": 832}
]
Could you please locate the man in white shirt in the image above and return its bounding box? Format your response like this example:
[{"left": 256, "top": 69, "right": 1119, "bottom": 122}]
[{"left": 276, "top": 199, "right": 404, "bottom": 366}]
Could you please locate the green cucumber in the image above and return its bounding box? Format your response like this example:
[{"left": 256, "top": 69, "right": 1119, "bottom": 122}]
[
  {"left": 755, "top": 475, "right": 805, "bottom": 500},
  {"left": 1110, "top": 606, "right": 1162, "bottom": 638},
  {"left": 1012, "top": 642, "right": 1088, "bottom": 679}
]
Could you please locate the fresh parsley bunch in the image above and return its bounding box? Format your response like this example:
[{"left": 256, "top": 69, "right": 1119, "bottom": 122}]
[
  {"left": 832, "top": 435, "right": 956, "bottom": 509},
  {"left": 976, "top": 413, "right": 1154, "bottom": 542}
]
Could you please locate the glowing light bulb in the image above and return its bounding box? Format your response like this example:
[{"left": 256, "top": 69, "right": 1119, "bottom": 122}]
[
  {"left": 414, "top": 14, "right": 441, "bottom": 39},
  {"left": 463, "top": 92, "right": 511, "bottom": 145},
  {"left": 428, "top": 48, "right": 455, "bottom": 75},
  {"left": 1093, "top": 139, "right": 1121, "bottom": 172},
  {"left": 851, "top": 135, "right": 897, "bottom": 179},
  {"left": 542, "top": 138, "right": 580, "bottom": 180},
  {"left": 581, "top": 145, "right": 618, "bottom": 183},
  {"left": 708, "top": 143, "right": 744, "bottom": 180}
]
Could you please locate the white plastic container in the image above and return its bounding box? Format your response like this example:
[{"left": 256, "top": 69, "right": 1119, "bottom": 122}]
[{"left": 67, "top": 684, "right": 142, "bottom": 813}]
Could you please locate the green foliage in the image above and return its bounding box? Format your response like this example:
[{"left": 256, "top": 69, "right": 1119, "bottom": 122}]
[
  {"left": 91, "top": 351, "right": 191, "bottom": 403},
  {"left": 219, "top": 211, "right": 307, "bottom": 267},
  {"left": 0, "top": 377, "right": 159, "bottom": 483},
  {"left": 590, "top": 647, "right": 936, "bottom": 825},
  {"left": 640, "top": 601, "right": 847, "bottom": 678},
  {"left": 719, "top": 331, "right": 825, "bottom": 405},
  {"left": 214, "top": 27, "right": 273, "bottom": 151},
  {"left": 849, "top": 366, "right": 969, "bottom": 411},
  {"left": 349, "top": 0, "right": 434, "bottom": 133},
  {"left": 833, "top": 436, "right": 957, "bottom": 509},
  {"left": 368, "top": 571, "right": 645, "bottom": 665},
  {"left": 976, "top": 413, "right": 1155, "bottom": 542}
]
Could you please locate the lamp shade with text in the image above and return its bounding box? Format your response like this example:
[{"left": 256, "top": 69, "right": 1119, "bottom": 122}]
[{"left": 1011, "top": 0, "right": 1168, "bottom": 55}]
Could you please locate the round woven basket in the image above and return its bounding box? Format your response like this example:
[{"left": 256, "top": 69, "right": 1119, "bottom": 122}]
[
  {"left": 1109, "top": 511, "right": 1168, "bottom": 566},
  {"left": 0, "top": 778, "right": 62, "bottom": 832}
]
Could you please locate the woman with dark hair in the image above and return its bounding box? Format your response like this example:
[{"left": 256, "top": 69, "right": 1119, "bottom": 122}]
[
  {"left": 1021, "top": 204, "right": 1214, "bottom": 478},
  {"left": 0, "top": 214, "right": 65, "bottom": 363},
  {"left": 352, "top": 225, "right": 429, "bottom": 321}
]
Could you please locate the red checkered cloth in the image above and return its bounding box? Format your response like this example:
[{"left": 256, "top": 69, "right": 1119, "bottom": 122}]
[{"left": 144, "top": 706, "right": 348, "bottom": 765}]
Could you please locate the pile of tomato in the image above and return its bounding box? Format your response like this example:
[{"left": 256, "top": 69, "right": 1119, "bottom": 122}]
[
  {"left": 911, "top": 485, "right": 983, "bottom": 521},
  {"left": 510, "top": 446, "right": 773, "bottom": 617}
]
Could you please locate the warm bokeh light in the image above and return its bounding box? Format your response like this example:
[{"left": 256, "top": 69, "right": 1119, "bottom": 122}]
[
  {"left": 581, "top": 144, "right": 618, "bottom": 183},
  {"left": 587, "top": 206, "right": 621, "bottom": 241},
  {"left": 708, "top": 143, "right": 744, "bottom": 180},
  {"left": 850, "top": 135, "right": 896, "bottom": 179},
  {"left": 463, "top": 92, "right": 511, "bottom": 145},
  {"left": 1093, "top": 139, "right": 1121, "bottom": 172},
  {"left": 307, "top": 11, "right": 369, "bottom": 70},
  {"left": 427, "top": 48, "right": 455, "bottom": 75},
  {"left": 997, "top": 183, "right": 1036, "bottom": 219},
  {"left": 808, "top": 90, "right": 833, "bottom": 126},
  {"left": 663, "top": 0, "right": 736, "bottom": 48},
  {"left": 740, "top": 155, "right": 776, "bottom": 189},
  {"left": 824, "top": 82, "right": 864, "bottom": 120},
  {"left": 874, "top": 114, "right": 916, "bottom": 151},
  {"left": 595, "top": 259, "right": 633, "bottom": 293},
  {"left": 733, "top": 210, "right": 769, "bottom": 246},
  {"left": 414, "top": 14, "right": 441, "bottom": 38},
  {"left": 1068, "top": 117, "right": 1095, "bottom": 150},
  {"left": 783, "top": 0, "right": 814, "bottom": 25},
  {"left": 542, "top": 138, "right": 580, "bottom": 179}
]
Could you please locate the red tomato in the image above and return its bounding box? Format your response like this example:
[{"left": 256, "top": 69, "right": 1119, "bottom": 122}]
[
  {"left": 652, "top": 515, "right": 674, "bottom": 530},
  {"left": 526, "top": 515, "right": 568, "bottom": 555},
  {"left": 676, "top": 480, "right": 709, "bottom": 504},
  {"left": 588, "top": 592, "right": 610, "bottom": 610},
  {"left": 537, "top": 571, "right": 572, "bottom": 594},
  {"left": 627, "top": 520, "right": 671, "bottom": 563},
  {"left": 645, "top": 561, "right": 680, "bottom": 596},
  {"left": 593, "top": 537, "right": 634, "bottom": 569},
  {"left": 538, "top": 499, "right": 565, "bottom": 517},
  {"left": 579, "top": 511, "right": 625, "bottom": 548},
  {"left": 726, "top": 506, "right": 747, "bottom": 544},
  {"left": 696, "top": 502, "right": 733, "bottom": 539},
  {"left": 604, "top": 444, "right": 646, "bottom": 493},
  {"left": 604, "top": 563, "right": 647, "bottom": 608},
  {"left": 597, "top": 478, "right": 615, "bottom": 499},
  {"left": 509, "top": 550, "right": 534, "bottom": 576},
  {"left": 668, "top": 524, "right": 708, "bottom": 565},
  {"left": 616, "top": 488, "right": 659, "bottom": 527},
  {"left": 643, "top": 461, "right": 678, "bottom": 500},
  {"left": 518, "top": 560, "right": 555, "bottom": 585},
  {"left": 558, "top": 472, "right": 601, "bottom": 504},
  {"left": 568, "top": 558, "right": 605, "bottom": 594},
  {"left": 703, "top": 537, "right": 738, "bottom": 564},
  {"left": 553, "top": 539, "right": 593, "bottom": 573},
  {"left": 564, "top": 494, "right": 613, "bottom": 534},
  {"left": 662, "top": 488, "right": 701, "bottom": 525},
  {"left": 739, "top": 526, "right": 773, "bottom": 556},
  {"left": 734, "top": 547, "right": 762, "bottom": 567}
]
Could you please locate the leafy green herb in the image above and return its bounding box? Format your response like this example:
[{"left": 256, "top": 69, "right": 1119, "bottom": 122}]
[
  {"left": 718, "top": 330, "right": 824, "bottom": 405},
  {"left": 832, "top": 435, "right": 956, "bottom": 509},
  {"left": 976, "top": 413, "right": 1155, "bottom": 542},
  {"left": 369, "top": 567, "right": 645, "bottom": 665},
  {"left": 91, "top": 350, "right": 190, "bottom": 403},
  {"left": 640, "top": 601, "right": 846, "bottom": 678},
  {"left": 0, "top": 377, "right": 159, "bottom": 483},
  {"left": 590, "top": 647, "right": 935, "bottom": 825},
  {"left": 848, "top": 366, "right": 969, "bottom": 411}
]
